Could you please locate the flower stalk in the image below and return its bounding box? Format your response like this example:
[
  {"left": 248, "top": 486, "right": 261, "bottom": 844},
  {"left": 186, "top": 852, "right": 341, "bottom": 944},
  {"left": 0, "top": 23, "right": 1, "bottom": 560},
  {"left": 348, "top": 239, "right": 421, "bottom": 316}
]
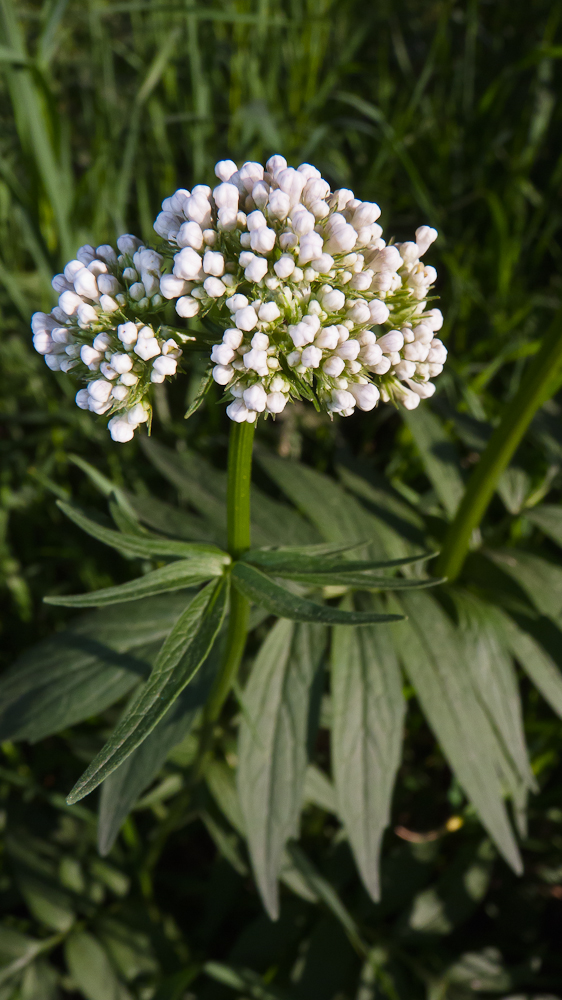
[
  {"left": 205, "top": 420, "right": 255, "bottom": 721},
  {"left": 436, "top": 309, "right": 562, "bottom": 583}
]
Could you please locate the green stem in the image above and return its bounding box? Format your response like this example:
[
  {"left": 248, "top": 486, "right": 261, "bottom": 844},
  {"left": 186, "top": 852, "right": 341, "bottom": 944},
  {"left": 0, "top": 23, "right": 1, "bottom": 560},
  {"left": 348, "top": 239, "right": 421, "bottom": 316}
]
[
  {"left": 436, "top": 310, "right": 562, "bottom": 583},
  {"left": 205, "top": 420, "right": 255, "bottom": 721}
]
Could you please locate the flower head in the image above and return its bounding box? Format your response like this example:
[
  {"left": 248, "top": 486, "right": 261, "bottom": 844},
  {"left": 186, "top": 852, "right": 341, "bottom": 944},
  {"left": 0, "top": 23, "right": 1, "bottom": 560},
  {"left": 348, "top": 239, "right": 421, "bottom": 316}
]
[{"left": 33, "top": 157, "right": 445, "bottom": 439}]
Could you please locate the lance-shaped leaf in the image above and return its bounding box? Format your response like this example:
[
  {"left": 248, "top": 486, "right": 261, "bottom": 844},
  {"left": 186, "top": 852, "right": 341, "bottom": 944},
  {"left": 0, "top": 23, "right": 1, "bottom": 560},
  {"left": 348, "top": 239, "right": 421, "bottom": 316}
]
[
  {"left": 331, "top": 600, "right": 406, "bottom": 901},
  {"left": 0, "top": 594, "right": 192, "bottom": 742},
  {"left": 237, "top": 619, "right": 327, "bottom": 919},
  {"left": 453, "top": 591, "right": 536, "bottom": 825},
  {"left": 499, "top": 612, "right": 562, "bottom": 719},
  {"left": 56, "top": 500, "right": 227, "bottom": 562},
  {"left": 184, "top": 367, "right": 214, "bottom": 419},
  {"left": 231, "top": 563, "right": 403, "bottom": 625},
  {"left": 67, "top": 578, "right": 228, "bottom": 804},
  {"left": 243, "top": 547, "right": 436, "bottom": 574},
  {"left": 485, "top": 549, "right": 562, "bottom": 619},
  {"left": 45, "top": 555, "right": 228, "bottom": 608},
  {"left": 98, "top": 643, "right": 221, "bottom": 855},
  {"left": 525, "top": 503, "right": 562, "bottom": 548},
  {"left": 394, "top": 591, "right": 522, "bottom": 874},
  {"left": 270, "top": 569, "right": 441, "bottom": 590},
  {"left": 401, "top": 406, "right": 465, "bottom": 519}
]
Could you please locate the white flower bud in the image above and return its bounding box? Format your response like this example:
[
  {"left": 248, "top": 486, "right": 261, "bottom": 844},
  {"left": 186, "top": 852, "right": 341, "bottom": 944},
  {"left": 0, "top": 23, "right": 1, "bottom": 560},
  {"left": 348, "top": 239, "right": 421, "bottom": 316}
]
[
  {"left": 424, "top": 308, "right": 444, "bottom": 331},
  {"left": 289, "top": 322, "right": 315, "bottom": 348},
  {"left": 117, "top": 234, "right": 143, "bottom": 255},
  {"left": 336, "top": 339, "right": 360, "bottom": 361},
  {"left": 406, "top": 379, "right": 436, "bottom": 398},
  {"left": 266, "top": 391, "right": 288, "bottom": 414},
  {"left": 287, "top": 350, "right": 302, "bottom": 367},
  {"left": 75, "top": 388, "right": 90, "bottom": 409},
  {"left": 184, "top": 193, "right": 212, "bottom": 227},
  {"left": 110, "top": 353, "right": 133, "bottom": 374},
  {"left": 322, "top": 356, "right": 345, "bottom": 377},
  {"left": 211, "top": 344, "right": 235, "bottom": 365},
  {"left": 204, "top": 276, "right": 226, "bottom": 298},
  {"left": 118, "top": 322, "right": 138, "bottom": 345},
  {"left": 173, "top": 247, "right": 203, "bottom": 280},
  {"left": 349, "top": 382, "right": 380, "bottom": 410},
  {"left": 213, "top": 364, "right": 234, "bottom": 385},
  {"left": 301, "top": 345, "right": 323, "bottom": 368},
  {"left": 160, "top": 274, "right": 189, "bottom": 299},
  {"left": 152, "top": 355, "right": 178, "bottom": 376},
  {"left": 128, "top": 282, "right": 146, "bottom": 301},
  {"left": 63, "top": 260, "right": 85, "bottom": 282},
  {"left": 315, "top": 325, "right": 339, "bottom": 350},
  {"left": 73, "top": 269, "right": 99, "bottom": 300},
  {"left": 276, "top": 167, "right": 306, "bottom": 204},
  {"left": 393, "top": 359, "right": 416, "bottom": 379},
  {"left": 80, "top": 345, "right": 103, "bottom": 366},
  {"left": 377, "top": 330, "right": 404, "bottom": 353},
  {"left": 243, "top": 384, "right": 268, "bottom": 411},
  {"left": 291, "top": 207, "right": 315, "bottom": 236},
  {"left": 108, "top": 416, "right": 135, "bottom": 441},
  {"left": 239, "top": 162, "right": 264, "bottom": 193},
  {"left": 111, "top": 384, "right": 129, "bottom": 401},
  {"left": 243, "top": 348, "right": 268, "bottom": 372},
  {"left": 329, "top": 389, "right": 355, "bottom": 412},
  {"left": 100, "top": 362, "right": 118, "bottom": 379},
  {"left": 99, "top": 295, "right": 120, "bottom": 313},
  {"left": 427, "top": 340, "right": 447, "bottom": 364},
  {"left": 279, "top": 232, "right": 299, "bottom": 251},
  {"left": 370, "top": 356, "right": 391, "bottom": 375},
  {"left": 360, "top": 344, "right": 383, "bottom": 366},
  {"left": 134, "top": 337, "right": 160, "bottom": 360},
  {"left": 215, "top": 159, "right": 238, "bottom": 182},
  {"left": 310, "top": 254, "right": 334, "bottom": 273},
  {"left": 246, "top": 210, "right": 267, "bottom": 231},
  {"left": 236, "top": 306, "right": 259, "bottom": 331},
  {"left": 222, "top": 328, "right": 243, "bottom": 350},
  {"left": 59, "top": 290, "right": 83, "bottom": 315},
  {"left": 119, "top": 372, "right": 138, "bottom": 386},
  {"left": 250, "top": 228, "right": 276, "bottom": 253},
  {"left": 33, "top": 332, "right": 53, "bottom": 354},
  {"left": 88, "top": 379, "right": 113, "bottom": 402},
  {"left": 258, "top": 301, "right": 280, "bottom": 322},
  {"left": 252, "top": 181, "right": 270, "bottom": 209},
  {"left": 44, "top": 354, "right": 63, "bottom": 370},
  {"left": 351, "top": 202, "right": 381, "bottom": 228},
  {"left": 251, "top": 332, "right": 269, "bottom": 350},
  {"left": 226, "top": 294, "right": 249, "bottom": 312},
  {"left": 245, "top": 257, "right": 269, "bottom": 282},
  {"left": 413, "top": 323, "right": 434, "bottom": 344},
  {"left": 93, "top": 331, "right": 112, "bottom": 353},
  {"left": 346, "top": 300, "right": 371, "bottom": 324},
  {"left": 226, "top": 398, "right": 251, "bottom": 422},
  {"left": 415, "top": 226, "right": 438, "bottom": 255},
  {"left": 203, "top": 251, "right": 225, "bottom": 276},
  {"left": 321, "top": 288, "right": 345, "bottom": 312},
  {"left": 273, "top": 255, "right": 295, "bottom": 279},
  {"left": 268, "top": 190, "right": 291, "bottom": 220},
  {"left": 398, "top": 242, "right": 419, "bottom": 264},
  {"left": 176, "top": 296, "right": 200, "bottom": 317},
  {"left": 96, "top": 245, "right": 117, "bottom": 265}
]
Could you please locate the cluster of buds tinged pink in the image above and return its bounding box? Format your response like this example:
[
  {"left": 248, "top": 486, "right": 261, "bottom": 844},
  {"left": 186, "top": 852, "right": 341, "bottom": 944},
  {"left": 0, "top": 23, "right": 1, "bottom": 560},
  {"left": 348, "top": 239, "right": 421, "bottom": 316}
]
[{"left": 32, "top": 155, "right": 446, "bottom": 439}]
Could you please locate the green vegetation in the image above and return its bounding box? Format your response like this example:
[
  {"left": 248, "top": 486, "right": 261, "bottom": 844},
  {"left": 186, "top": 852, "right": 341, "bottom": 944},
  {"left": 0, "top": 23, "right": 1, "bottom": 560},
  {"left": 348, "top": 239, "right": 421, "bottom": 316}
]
[{"left": 1, "top": 2, "right": 562, "bottom": 998}]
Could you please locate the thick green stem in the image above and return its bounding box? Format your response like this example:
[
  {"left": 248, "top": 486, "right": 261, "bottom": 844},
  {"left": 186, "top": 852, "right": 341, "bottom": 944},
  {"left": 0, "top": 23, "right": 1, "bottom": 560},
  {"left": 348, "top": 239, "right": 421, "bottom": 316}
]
[
  {"left": 205, "top": 420, "right": 255, "bottom": 721},
  {"left": 436, "top": 311, "right": 562, "bottom": 583}
]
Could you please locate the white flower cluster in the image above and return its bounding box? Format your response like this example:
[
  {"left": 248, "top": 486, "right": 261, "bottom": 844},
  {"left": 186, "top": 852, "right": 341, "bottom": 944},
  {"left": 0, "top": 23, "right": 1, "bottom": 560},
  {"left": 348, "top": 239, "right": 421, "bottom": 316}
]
[
  {"left": 33, "top": 155, "right": 446, "bottom": 440},
  {"left": 31, "top": 237, "right": 184, "bottom": 441},
  {"left": 154, "top": 155, "right": 446, "bottom": 422}
]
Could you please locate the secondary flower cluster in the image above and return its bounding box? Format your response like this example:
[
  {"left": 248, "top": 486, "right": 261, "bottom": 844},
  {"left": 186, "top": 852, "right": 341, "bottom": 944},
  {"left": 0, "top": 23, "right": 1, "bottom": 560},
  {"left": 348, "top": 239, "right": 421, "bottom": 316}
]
[
  {"left": 32, "top": 155, "right": 446, "bottom": 438},
  {"left": 31, "top": 237, "right": 184, "bottom": 441}
]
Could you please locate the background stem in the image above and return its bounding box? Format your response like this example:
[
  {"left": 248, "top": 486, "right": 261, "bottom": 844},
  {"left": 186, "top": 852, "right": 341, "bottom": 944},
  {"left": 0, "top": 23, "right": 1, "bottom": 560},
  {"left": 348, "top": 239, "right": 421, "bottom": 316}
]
[
  {"left": 436, "top": 310, "right": 562, "bottom": 583},
  {"left": 205, "top": 420, "right": 255, "bottom": 721}
]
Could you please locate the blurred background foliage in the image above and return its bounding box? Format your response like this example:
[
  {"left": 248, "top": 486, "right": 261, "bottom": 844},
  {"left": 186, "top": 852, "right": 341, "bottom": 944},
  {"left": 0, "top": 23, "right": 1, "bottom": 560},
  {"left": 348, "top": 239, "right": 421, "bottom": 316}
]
[{"left": 1, "top": 0, "right": 562, "bottom": 997}]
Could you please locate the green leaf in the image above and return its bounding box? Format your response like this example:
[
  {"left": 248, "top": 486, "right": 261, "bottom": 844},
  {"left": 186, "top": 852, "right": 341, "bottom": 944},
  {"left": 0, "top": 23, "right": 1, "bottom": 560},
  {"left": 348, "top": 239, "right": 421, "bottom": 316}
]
[
  {"left": 303, "top": 764, "right": 337, "bottom": 814},
  {"left": 401, "top": 406, "right": 465, "bottom": 519},
  {"left": 0, "top": 929, "right": 61, "bottom": 988},
  {"left": 499, "top": 613, "right": 562, "bottom": 719},
  {"left": 243, "top": 547, "right": 436, "bottom": 574},
  {"left": 258, "top": 453, "right": 390, "bottom": 559},
  {"left": 525, "top": 503, "right": 562, "bottom": 548},
  {"left": 237, "top": 619, "right": 327, "bottom": 919},
  {"left": 231, "top": 563, "right": 404, "bottom": 625},
  {"left": 270, "top": 569, "right": 441, "bottom": 590},
  {"left": 284, "top": 843, "right": 366, "bottom": 955},
  {"left": 67, "top": 578, "right": 228, "bottom": 804},
  {"left": 45, "top": 555, "right": 227, "bottom": 608},
  {"left": 394, "top": 591, "right": 522, "bottom": 873},
  {"left": 184, "top": 367, "right": 214, "bottom": 419},
  {"left": 331, "top": 599, "right": 406, "bottom": 901},
  {"left": 453, "top": 592, "right": 536, "bottom": 830},
  {"left": 98, "top": 644, "right": 221, "bottom": 855},
  {"left": 337, "top": 463, "right": 427, "bottom": 559},
  {"left": 142, "top": 439, "right": 315, "bottom": 547},
  {"left": 485, "top": 549, "right": 562, "bottom": 619},
  {"left": 401, "top": 839, "right": 495, "bottom": 936},
  {"left": 56, "top": 500, "right": 227, "bottom": 562},
  {"left": 0, "top": 594, "right": 192, "bottom": 742},
  {"left": 64, "top": 932, "right": 131, "bottom": 1000},
  {"left": 203, "top": 962, "right": 292, "bottom": 1000}
]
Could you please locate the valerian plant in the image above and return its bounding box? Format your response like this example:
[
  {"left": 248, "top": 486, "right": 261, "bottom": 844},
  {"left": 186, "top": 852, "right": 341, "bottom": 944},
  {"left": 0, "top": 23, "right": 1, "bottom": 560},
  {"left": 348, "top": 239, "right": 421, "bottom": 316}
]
[{"left": 10, "top": 156, "right": 562, "bottom": 932}]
